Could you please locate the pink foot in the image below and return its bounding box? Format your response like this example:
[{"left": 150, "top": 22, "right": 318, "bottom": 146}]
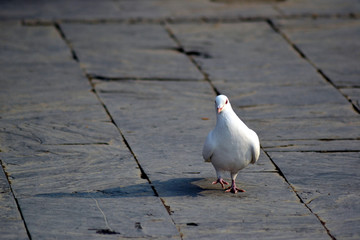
[
  {"left": 212, "top": 178, "right": 229, "bottom": 189},
  {"left": 225, "top": 180, "right": 245, "bottom": 194}
]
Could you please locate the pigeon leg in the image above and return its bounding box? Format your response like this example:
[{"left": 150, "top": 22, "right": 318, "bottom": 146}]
[
  {"left": 212, "top": 178, "right": 229, "bottom": 189},
  {"left": 225, "top": 179, "right": 245, "bottom": 193}
]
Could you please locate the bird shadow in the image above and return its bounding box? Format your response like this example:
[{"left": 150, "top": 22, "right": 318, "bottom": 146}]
[{"left": 34, "top": 177, "right": 205, "bottom": 199}]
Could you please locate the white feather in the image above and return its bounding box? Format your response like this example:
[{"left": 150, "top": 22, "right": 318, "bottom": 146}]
[{"left": 202, "top": 95, "right": 260, "bottom": 178}]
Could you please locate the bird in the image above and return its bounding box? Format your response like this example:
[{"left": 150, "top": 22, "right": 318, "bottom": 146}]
[{"left": 202, "top": 95, "right": 260, "bottom": 193}]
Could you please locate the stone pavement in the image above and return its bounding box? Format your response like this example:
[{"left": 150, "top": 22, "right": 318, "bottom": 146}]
[{"left": 0, "top": 0, "right": 359, "bottom": 239}]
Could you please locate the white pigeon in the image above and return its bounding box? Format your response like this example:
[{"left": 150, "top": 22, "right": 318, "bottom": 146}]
[{"left": 202, "top": 95, "right": 260, "bottom": 193}]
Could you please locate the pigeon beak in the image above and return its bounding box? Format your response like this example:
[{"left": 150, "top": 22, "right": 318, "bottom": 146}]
[{"left": 217, "top": 105, "right": 224, "bottom": 113}]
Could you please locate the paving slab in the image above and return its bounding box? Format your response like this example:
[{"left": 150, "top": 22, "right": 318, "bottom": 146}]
[
  {"left": 1, "top": 1, "right": 359, "bottom": 239},
  {"left": 61, "top": 23, "right": 203, "bottom": 80},
  {"left": 0, "top": 143, "right": 145, "bottom": 197},
  {"left": 164, "top": 20, "right": 360, "bottom": 240},
  {"left": 274, "top": 18, "right": 360, "bottom": 88},
  {"left": 0, "top": 0, "right": 280, "bottom": 21},
  {"left": 168, "top": 22, "right": 357, "bottom": 119},
  {"left": 274, "top": 18, "right": 360, "bottom": 113},
  {"left": 0, "top": 0, "right": 121, "bottom": 20},
  {"left": 168, "top": 21, "right": 360, "bottom": 145},
  {"left": 276, "top": 0, "right": 360, "bottom": 16},
  {"left": 0, "top": 117, "right": 119, "bottom": 147},
  {"left": 341, "top": 88, "right": 360, "bottom": 111},
  {"left": 95, "top": 80, "right": 330, "bottom": 239},
  {"left": 1, "top": 141, "right": 180, "bottom": 239},
  {"left": 115, "top": 0, "right": 279, "bottom": 20},
  {"left": 0, "top": 63, "right": 118, "bottom": 149},
  {"left": 94, "top": 80, "right": 221, "bottom": 177},
  {"left": 0, "top": 24, "right": 118, "bottom": 151},
  {"left": 0, "top": 22, "right": 71, "bottom": 66},
  {"left": 0, "top": 165, "right": 28, "bottom": 240},
  {"left": 223, "top": 84, "right": 355, "bottom": 120},
  {"left": 262, "top": 139, "right": 360, "bottom": 152},
  {"left": 0, "top": 22, "right": 178, "bottom": 239},
  {"left": 169, "top": 22, "right": 323, "bottom": 85},
  {"left": 235, "top": 103, "right": 356, "bottom": 120},
  {"left": 249, "top": 117, "right": 360, "bottom": 141},
  {"left": 19, "top": 196, "right": 180, "bottom": 240},
  {"left": 268, "top": 152, "right": 360, "bottom": 239}
]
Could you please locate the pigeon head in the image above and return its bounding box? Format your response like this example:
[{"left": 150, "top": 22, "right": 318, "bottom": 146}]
[{"left": 215, "top": 95, "right": 231, "bottom": 114}]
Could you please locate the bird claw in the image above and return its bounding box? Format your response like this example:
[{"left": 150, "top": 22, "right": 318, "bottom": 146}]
[
  {"left": 225, "top": 186, "right": 246, "bottom": 194},
  {"left": 225, "top": 180, "right": 246, "bottom": 194},
  {"left": 212, "top": 178, "right": 229, "bottom": 189}
]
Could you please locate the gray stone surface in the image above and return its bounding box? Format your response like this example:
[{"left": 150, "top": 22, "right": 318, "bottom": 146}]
[
  {"left": 95, "top": 80, "right": 329, "bottom": 239},
  {"left": 19, "top": 196, "right": 180, "bottom": 239},
  {"left": 1, "top": 144, "right": 145, "bottom": 197},
  {"left": 0, "top": 0, "right": 279, "bottom": 21},
  {"left": 225, "top": 84, "right": 355, "bottom": 120},
  {"left": 1, "top": 141, "right": 180, "bottom": 239},
  {"left": 274, "top": 18, "right": 360, "bottom": 88},
  {"left": 0, "top": 165, "right": 28, "bottom": 240},
  {"left": 61, "top": 23, "right": 203, "bottom": 80},
  {"left": 169, "top": 22, "right": 321, "bottom": 84},
  {"left": 274, "top": 18, "right": 360, "bottom": 113},
  {"left": 95, "top": 80, "right": 220, "bottom": 177},
  {"left": 0, "top": 23, "right": 118, "bottom": 149},
  {"left": 167, "top": 22, "right": 360, "bottom": 146},
  {"left": 169, "top": 21, "right": 354, "bottom": 85},
  {"left": 165, "top": 19, "right": 360, "bottom": 239},
  {"left": 276, "top": 0, "right": 360, "bottom": 16},
  {"left": 0, "top": 0, "right": 121, "bottom": 20},
  {"left": 268, "top": 152, "right": 360, "bottom": 240},
  {"left": 168, "top": 22, "right": 356, "bottom": 121},
  {"left": 95, "top": 80, "right": 275, "bottom": 174},
  {"left": 2, "top": 0, "right": 359, "bottom": 22},
  {"left": 0, "top": 22, "right": 178, "bottom": 239},
  {"left": 0, "top": 22, "right": 71, "bottom": 65},
  {"left": 341, "top": 88, "right": 360, "bottom": 110},
  {"left": 1, "top": 1, "right": 360, "bottom": 239},
  {"left": 115, "top": 0, "right": 279, "bottom": 20},
  {"left": 250, "top": 117, "right": 360, "bottom": 141},
  {"left": 262, "top": 139, "right": 360, "bottom": 152}
]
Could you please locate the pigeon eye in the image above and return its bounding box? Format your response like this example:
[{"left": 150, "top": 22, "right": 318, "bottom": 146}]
[{"left": 225, "top": 99, "right": 228, "bottom": 104}]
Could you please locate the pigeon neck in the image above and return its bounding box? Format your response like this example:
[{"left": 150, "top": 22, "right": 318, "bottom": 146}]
[
  {"left": 216, "top": 108, "right": 234, "bottom": 123},
  {"left": 216, "top": 108, "right": 248, "bottom": 130}
]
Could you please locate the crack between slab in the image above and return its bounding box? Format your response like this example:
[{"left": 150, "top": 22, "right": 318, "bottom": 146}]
[
  {"left": 87, "top": 73, "right": 200, "bottom": 82},
  {"left": 0, "top": 159, "right": 32, "bottom": 240},
  {"left": 262, "top": 149, "right": 337, "bottom": 240},
  {"left": 317, "top": 69, "right": 360, "bottom": 114},
  {"left": 339, "top": 85, "right": 360, "bottom": 89},
  {"left": 267, "top": 19, "right": 360, "bottom": 115},
  {"left": 54, "top": 22, "right": 79, "bottom": 62},
  {"left": 42, "top": 142, "right": 110, "bottom": 146},
  {"left": 171, "top": 47, "right": 212, "bottom": 59},
  {"left": 163, "top": 22, "right": 221, "bottom": 96}
]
